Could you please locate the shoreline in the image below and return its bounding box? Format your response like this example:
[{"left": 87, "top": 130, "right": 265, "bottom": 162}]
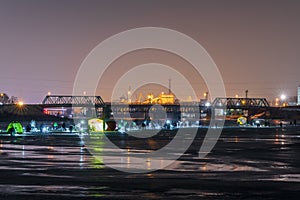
[{"left": 1, "top": 124, "right": 300, "bottom": 138}]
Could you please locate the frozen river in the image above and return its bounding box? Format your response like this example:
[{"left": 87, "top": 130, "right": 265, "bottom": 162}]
[{"left": 0, "top": 127, "right": 299, "bottom": 199}]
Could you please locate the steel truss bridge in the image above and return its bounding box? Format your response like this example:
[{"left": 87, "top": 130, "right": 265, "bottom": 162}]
[
  {"left": 41, "top": 95, "right": 270, "bottom": 119},
  {"left": 42, "top": 95, "right": 105, "bottom": 108},
  {"left": 212, "top": 98, "right": 270, "bottom": 109},
  {"left": 210, "top": 97, "right": 270, "bottom": 120}
]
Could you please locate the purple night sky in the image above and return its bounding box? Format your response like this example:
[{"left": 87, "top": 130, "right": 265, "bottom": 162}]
[{"left": 0, "top": 0, "right": 300, "bottom": 103}]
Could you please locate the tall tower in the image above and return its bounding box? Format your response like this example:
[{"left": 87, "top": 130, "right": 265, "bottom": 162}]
[
  {"left": 298, "top": 85, "right": 300, "bottom": 105},
  {"left": 245, "top": 90, "right": 248, "bottom": 98}
]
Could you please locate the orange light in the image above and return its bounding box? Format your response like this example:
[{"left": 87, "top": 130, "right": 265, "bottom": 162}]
[
  {"left": 18, "top": 101, "right": 24, "bottom": 106},
  {"left": 283, "top": 103, "right": 287, "bottom": 107}
]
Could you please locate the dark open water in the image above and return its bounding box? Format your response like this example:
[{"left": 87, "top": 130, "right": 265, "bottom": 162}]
[{"left": 0, "top": 127, "right": 299, "bottom": 199}]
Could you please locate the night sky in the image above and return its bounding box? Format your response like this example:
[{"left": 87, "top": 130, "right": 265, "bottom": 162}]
[{"left": 0, "top": 0, "right": 300, "bottom": 103}]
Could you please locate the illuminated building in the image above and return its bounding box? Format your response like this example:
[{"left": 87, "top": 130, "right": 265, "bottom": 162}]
[{"left": 143, "top": 93, "right": 175, "bottom": 104}]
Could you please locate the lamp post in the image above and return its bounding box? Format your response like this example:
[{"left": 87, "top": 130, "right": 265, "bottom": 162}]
[
  {"left": 280, "top": 94, "right": 287, "bottom": 107},
  {"left": 204, "top": 92, "right": 208, "bottom": 100},
  {"left": 275, "top": 98, "right": 279, "bottom": 106}
]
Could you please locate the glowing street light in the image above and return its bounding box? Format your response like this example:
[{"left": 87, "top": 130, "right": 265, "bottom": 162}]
[
  {"left": 203, "top": 92, "right": 208, "bottom": 100},
  {"left": 279, "top": 94, "right": 288, "bottom": 107},
  {"left": 274, "top": 98, "right": 280, "bottom": 106},
  {"left": 280, "top": 94, "right": 286, "bottom": 101}
]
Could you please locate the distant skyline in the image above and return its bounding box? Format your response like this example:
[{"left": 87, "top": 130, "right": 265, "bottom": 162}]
[{"left": 0, "top": 0, "right": 300, "bottom": 103}]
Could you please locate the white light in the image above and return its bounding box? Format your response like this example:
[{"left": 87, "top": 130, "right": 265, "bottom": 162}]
[
  {"left": 280, "top": 94, "right": 286, "bottom": 100},
  {"left": 205, "top": 102, "right": 211, "bottom": 107}
]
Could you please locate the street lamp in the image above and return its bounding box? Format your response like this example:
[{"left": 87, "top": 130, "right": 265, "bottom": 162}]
[
  {"left": 18, "top": 101, "right": 24, "bottom": 106},
  {"left": 280, "top": 94, "right": 286, "bottom": 101},
  {"left": 280, "top": 94, "right": 287, "bottom": 107},
  {"left": 204, "top": 92, "right": 208, "bottom": 99},
  {"left": 274, "top": 98, "right": 279, "bottom": 106}
]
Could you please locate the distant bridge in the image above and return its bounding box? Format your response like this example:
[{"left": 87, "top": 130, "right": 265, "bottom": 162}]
[
  {"left": 212, "top": 97, "right": 270, "bottom": 109},
  {"left": 41, "top": 95, "right": 270, "bottom": 110},
  {"left": 42, "top": 95, "right": 105, "bottom": 108},
  {"left": 41, "top": 95, "right": 272, "bottom": 120},
  {"left": 42, "top": 96, "right": 270, "bottom": 109}
]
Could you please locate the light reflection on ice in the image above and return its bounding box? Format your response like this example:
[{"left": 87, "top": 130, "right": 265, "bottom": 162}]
[
  {"left": 0, "top": 184, "right": 90, "bottom": 196},
  {"left": 260, "top": 174, "right": 300, "bottom": 183},
  {"left": 0, "top": 143, "right": 89, "bottom": 170},
  {"left": 164, "top": 160, "right": 268, "bottom": 172}
]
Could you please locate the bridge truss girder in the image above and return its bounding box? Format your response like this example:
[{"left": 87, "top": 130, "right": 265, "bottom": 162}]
[
  {"left": 212, "top": 97, "right": 270, "bottom": 109},
  {"left": 42, "top": 95, "right": 105, "bottom": 107}
]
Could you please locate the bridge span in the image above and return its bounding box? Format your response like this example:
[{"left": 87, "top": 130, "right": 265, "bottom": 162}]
[
  {"left": 42, "top": 95, "right": 105, "bottom": 108},
  {"left": 41, "top": 95, "right": 272, "bottom": 121}
]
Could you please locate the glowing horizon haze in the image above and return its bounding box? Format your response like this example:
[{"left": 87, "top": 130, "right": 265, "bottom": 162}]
[{"left": 0, "top": 0, "right": 300, "bottom": 103}]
